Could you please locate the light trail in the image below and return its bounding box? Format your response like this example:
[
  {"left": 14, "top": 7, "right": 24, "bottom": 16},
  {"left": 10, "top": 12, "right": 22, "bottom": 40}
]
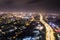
[{"left": 39, "top": 14, "right": 55, "bottom": 40}]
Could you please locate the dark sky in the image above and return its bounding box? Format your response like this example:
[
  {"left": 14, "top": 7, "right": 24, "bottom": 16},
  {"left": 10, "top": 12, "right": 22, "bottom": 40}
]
[{"left": 0, "top": 0, "right": 60, "bottom": 13}]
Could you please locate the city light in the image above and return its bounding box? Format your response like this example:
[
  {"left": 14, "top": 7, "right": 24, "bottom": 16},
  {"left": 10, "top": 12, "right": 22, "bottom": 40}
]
[{"left": 0, "top": 12, "right": 59, "bottom": 40}]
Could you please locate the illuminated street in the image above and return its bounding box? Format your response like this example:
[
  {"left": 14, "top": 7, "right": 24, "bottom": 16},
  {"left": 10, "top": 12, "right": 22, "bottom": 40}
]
[{"left": 40, "top": 14, "right": 55, "bottom": 40}]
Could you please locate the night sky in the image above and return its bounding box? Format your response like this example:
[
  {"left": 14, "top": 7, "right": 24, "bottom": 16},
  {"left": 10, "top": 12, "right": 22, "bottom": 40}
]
[{"left": 0, "top": 0, "right": 60, "bottom": 13}]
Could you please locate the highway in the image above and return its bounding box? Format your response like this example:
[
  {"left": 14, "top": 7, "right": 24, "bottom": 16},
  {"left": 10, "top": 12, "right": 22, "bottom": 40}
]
[{"left": 39, "top": 14, "right": 55, "bottom": 40}]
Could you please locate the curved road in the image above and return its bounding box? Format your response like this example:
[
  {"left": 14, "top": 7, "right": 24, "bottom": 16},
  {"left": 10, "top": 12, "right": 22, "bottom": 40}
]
[{"left": 39, "top": 14, "right": 55, "bottom": 40}]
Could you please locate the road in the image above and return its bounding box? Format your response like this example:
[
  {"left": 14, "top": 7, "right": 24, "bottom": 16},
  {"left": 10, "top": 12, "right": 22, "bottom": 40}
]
[{"left": 39, "top": 14, "right": 55, "bottom": 40}]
